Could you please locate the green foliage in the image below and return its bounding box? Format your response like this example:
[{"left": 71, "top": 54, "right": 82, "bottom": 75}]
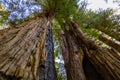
[
  {"left": 55, "top": 0, "right": 78, "bottom": 20},
  {"left": 36, "top": 0, "right": 79, "bottom": 21},
  {"left": 52, "top": 19, "right": 61, "bottom": 57},
  {"left": 72, "top": 7, "right": 120, "bottom": 41},
  {"left": 36, "top": 0, "right": 56, "bottom": 12},
  {"left": 0, "top": 3, "right": 9, "bottom": 26},
  {"left": 85, "top": 9, "right": 120, "bottom": 40}
]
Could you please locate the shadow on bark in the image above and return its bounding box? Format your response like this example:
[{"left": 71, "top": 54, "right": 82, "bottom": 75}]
[{"left": 70, "top": 20, "right": 120, "bottom": 80}]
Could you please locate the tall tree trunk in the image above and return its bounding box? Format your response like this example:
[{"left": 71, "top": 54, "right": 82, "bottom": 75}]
[
  {"left": 59, "top": 29, "right": 86, "bottom": 80},
  {"left": 92, "top": 26, "right": 120, "bottom": 41},
  {"left": 39, "top": 24, "right": 57, "bottom": 80},
  {"left": 99, "top": 35, "right": 120, "bottom": 53},
  {"left": 70, "top": 20, "right": 120, "bottom": 80},
  {"left": 0, "top": 16, "right": 57, "bottom": 80}
]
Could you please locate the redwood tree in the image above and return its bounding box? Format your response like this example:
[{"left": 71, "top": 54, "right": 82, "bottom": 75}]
[
  {"left": 69, "top": 21, "right": 120, "bottom": 80},
  {"left": 59, "top": 29, "right": 86, "bottom": 80},
  {"left": 0, "top": 15, "right": 57, "bottom": 80}
]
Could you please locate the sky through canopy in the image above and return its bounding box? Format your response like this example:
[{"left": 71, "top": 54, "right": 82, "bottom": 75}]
[{"left": 87, "top": 0, "right": 120, "bottom": 14}]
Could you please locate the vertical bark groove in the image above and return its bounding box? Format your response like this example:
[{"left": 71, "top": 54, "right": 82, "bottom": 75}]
[
  {"left": 0, "top": 17, "right": 57, "bottom": 80},
  {"left": 70, "top": 20, "right": 120, "bottom": 80},
  {"left": 60, "top": 30, "right": 86, "bottom": 80},
  {"left": 99, "top": 35, "right": 120, "bottom": 53}
]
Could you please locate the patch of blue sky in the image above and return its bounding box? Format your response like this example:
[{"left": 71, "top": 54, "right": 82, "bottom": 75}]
[{"left": 1, "top": 0, "right": 42, "bottom": 22}]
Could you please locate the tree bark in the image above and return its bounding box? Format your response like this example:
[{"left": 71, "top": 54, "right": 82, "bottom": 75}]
[
  {"left": 39, "top": 24, "right": 57, "bottom": 80},
  {"left": 59, "top": 29, "right": 86, "bottom": 80},
  {"left": 70, "top": 20, "right": 120, "bottom": 80},
  {"left": 0, "top": 16, "right": 57, "bottom": 80},
  {"left": 83, "top": 51, "right": 104, "bottom": 80},
  {"left": 99, "top": 35, "right": 120, "bottom": 53},
  {"left": 92, "top": 26, "right": 120, "bottom": 41}
]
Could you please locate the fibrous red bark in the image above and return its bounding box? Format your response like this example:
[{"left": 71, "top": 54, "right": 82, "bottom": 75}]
[
  {"left": 0, "top": 16, "right": 57, "bottom": 80},
  {"left": 99, "top": 35, "right": 120, "bottom": 53},
  {"left": 59, "top": 29, "right": 86, "bottom": 80},
  {"left": 70, "top": 20, "right": 120, "bottom": 80}
]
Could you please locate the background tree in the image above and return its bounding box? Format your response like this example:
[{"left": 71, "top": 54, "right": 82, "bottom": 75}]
[{"left": 0, "top": 3, "right": 9, "bottom": 29}]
